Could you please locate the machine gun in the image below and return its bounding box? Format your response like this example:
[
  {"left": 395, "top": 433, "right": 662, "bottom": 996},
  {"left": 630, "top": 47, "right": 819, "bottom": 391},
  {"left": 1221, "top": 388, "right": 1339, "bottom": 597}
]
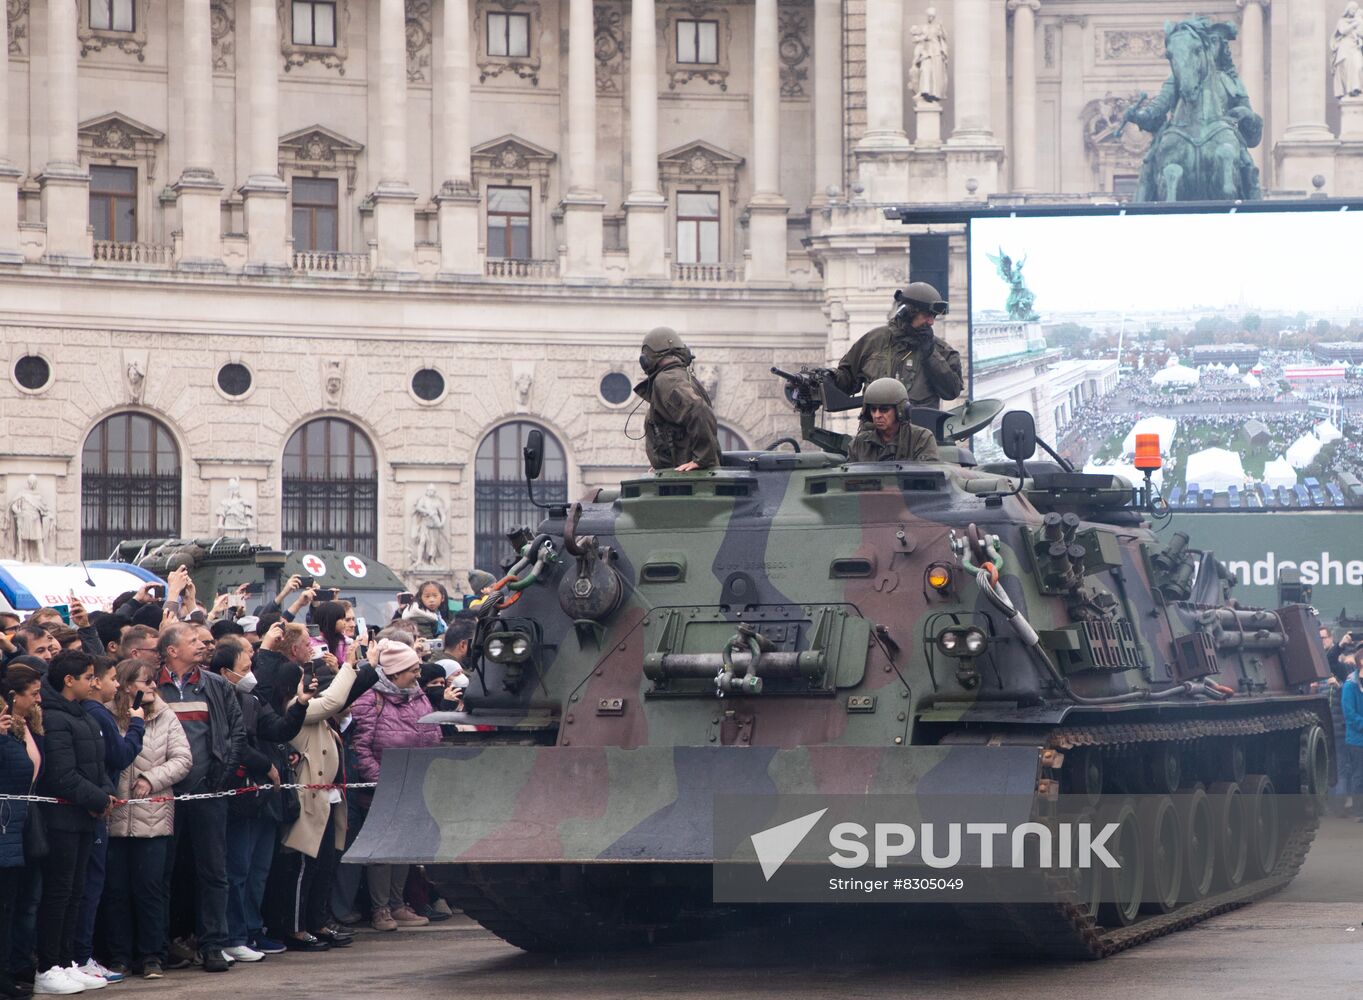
[{"left": 770, "top": 366, "right": 826, "bottom": 413}]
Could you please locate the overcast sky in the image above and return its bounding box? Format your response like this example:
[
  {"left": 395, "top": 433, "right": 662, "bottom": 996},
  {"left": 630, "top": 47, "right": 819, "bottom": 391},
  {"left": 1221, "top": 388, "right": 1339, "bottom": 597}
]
[{"left": 969, "top": 211, "right": 1363, "bottom": 316}]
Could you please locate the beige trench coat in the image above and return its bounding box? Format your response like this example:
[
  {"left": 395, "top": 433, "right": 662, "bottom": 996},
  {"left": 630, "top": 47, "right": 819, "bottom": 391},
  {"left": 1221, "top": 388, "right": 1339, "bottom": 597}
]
[{"left": 280, "top": 662, "right": 358, "bottom": 858}]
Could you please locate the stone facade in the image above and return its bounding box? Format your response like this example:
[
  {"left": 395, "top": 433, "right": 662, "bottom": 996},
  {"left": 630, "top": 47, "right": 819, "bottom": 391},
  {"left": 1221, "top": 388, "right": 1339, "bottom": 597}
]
[{"left": 1, "top": 0, "right": 1361, "bottom": 583}]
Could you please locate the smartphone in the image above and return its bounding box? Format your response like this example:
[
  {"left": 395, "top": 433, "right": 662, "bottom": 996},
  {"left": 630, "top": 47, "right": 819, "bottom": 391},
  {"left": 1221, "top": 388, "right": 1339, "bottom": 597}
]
[
  {"left": 297, "top": 575, "right": 314, "bottom": 590},
  {"left": 398, "top": 592, "right": 415, "bottom": 606},
  {"left": 52, "top": 604, "right": 71, "bottom": 625},
  {"left": 323, "top": 588, "right": 340, "bottom": 601},
  {"left": 132, "top": 691, "right": 145, "bottom": 710},
  {"left": 355, "top": 616, "right": 368, "bottom": 635},
  {"left": 302, "top": 665, "right": 315, "bottom": 688},
  {"left": 306, "top": 623, "right": 322, "bottom": 638},
  {"left": 3, "top": 690, "right": 14, "bottom": 713}
]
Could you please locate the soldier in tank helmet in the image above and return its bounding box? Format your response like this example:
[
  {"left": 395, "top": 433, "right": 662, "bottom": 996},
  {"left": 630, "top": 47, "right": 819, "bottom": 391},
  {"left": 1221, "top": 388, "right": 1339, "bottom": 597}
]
[
  {"left": 830, "top": 282, "right": 963, "bottom": 409},
  {"left": 633, "top": 326, "right": 721, "bottom": 472},
  {"left": 798, "top": 378, "right": 938, "bottom": 462}
]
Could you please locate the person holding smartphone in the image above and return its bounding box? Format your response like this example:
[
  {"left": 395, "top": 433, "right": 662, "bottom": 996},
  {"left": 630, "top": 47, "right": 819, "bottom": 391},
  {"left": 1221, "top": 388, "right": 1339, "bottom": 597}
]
[
  {"left": 0, "top": 665, "right": 44, "bottom": 1000},
  {"left": 103, "top": 661, "right": 191, "bottom": 981}
]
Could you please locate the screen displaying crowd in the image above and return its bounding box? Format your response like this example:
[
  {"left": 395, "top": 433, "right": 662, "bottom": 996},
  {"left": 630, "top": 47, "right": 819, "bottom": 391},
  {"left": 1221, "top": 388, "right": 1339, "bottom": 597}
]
[
  {"left": 0, "top": 570, "right": 479, "bottom": 996},
  {"left": 968, "top": 209, "right": 1363, "bottom": 510}
]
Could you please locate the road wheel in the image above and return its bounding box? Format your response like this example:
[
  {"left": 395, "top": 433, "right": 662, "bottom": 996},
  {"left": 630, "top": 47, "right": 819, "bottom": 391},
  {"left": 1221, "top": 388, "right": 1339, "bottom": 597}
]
[
  {"left": 1176, "top": 786, "right": 1215, "bottom": 900},
  {"left": 1242, "top": 774, "right": 1280, "bottom": 879},
  {"left": 1139, "top": 795, "right": 1183, "bottom": 913},
  {"left": 1097, "top": 799, "right": 1144, "bottom": 928},
  {"left": 1209, "top": 781, "right": 1247, "bottom": 890},
  {"left": 1299, "top": 725, "right": 1330, "bottom": 816}
]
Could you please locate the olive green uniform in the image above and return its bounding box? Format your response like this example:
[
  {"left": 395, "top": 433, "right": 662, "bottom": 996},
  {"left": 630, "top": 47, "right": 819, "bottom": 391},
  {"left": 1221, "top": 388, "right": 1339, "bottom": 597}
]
[
  {"left": 832, "top": 323, "right": 963, "bottom": 408},
  {"left": 847, "top": 422, "right": 939, "bottom": 463},
  {"left": 634, "top": 358, "right": 721, "bottom": 469}
]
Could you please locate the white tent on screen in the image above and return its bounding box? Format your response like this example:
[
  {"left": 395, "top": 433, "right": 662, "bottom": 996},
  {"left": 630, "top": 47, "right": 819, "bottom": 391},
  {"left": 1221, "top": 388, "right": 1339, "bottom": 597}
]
[
  {"left": 1315, "top": 420, "right": 1343, "bottom": 444},
  {"left": 1121, "top": 415, "right": 1178, "bottom": 456},
  {"left": 1083, "top": 461, "right": 1163, "bottom": 490},
  {"left": 1285, "top": 431, "right": 1324, "bottom": 469},
  {"left": 1262, "top": 456, "right": 1297, "bottom": 488},
  {"left": 1183, "top": 448, "right": 1247, "bottom": 492},
  {"left": 1243, "top": 373, "right": 1261, "bottom": 388},
  {"left": 1151, "top": 364, "right": 1199, "bottom": 388}
]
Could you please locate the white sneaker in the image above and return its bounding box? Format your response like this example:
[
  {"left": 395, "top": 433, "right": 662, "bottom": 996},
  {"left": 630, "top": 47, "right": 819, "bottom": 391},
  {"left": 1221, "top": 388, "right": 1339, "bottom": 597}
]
[
  {"left": 64, "top": 964, "right": 107, "bottom": 990},
  {"left": 222, "top": 945, "right": 264, "bottom": 963},
  {"left": 79, "top": 960, "right": 123, "bottom": 984},
  {"left": 33, "top": 967, "right": 84, "bottom": 995}
]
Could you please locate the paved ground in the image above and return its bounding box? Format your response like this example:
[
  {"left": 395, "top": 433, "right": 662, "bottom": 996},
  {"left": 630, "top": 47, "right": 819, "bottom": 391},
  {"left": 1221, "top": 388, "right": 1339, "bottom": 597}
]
[{"left": 123, "top": 818, "right": 1363, "bottom": 999}]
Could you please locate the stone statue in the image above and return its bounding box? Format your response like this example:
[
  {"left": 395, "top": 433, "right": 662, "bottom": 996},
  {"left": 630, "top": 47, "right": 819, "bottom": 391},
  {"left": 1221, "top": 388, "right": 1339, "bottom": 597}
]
[
  {"left": 1122, "top": 17, "right": 1262, "bottom": 202},
  {"left": 126, "top": 359, "right": 145, "bottom": 403},
  {"left": 986, "top": 248, "right": 1039, "bottom": 322},
  {"left": 908, "top": 8, "right": 949, "bottom": 103},
  {"left": 215, "top": 477, "right": 255, "bottom": 534},
  {"left": 514, "top": 371, "right": 533, "bottom": 407},
  {"left": 1334, "top": 2, "right": 1363, "bottom": 99},
  {"left": 9, "top": 475, "right": 52, "bottom": 563},
  {"left": 410, "top": 484, "right": 447, "bottom": 568}
]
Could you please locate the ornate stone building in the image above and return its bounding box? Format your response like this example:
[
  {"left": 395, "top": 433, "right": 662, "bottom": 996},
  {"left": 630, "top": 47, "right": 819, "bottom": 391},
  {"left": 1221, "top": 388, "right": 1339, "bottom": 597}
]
[{"left": 0, "top": 0, "right": 1357, "bottom": 582}]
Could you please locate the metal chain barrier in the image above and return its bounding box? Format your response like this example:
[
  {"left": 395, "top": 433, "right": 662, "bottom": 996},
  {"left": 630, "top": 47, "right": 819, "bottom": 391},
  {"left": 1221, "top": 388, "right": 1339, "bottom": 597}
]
[{"left": 0, "top": 781, "right": 377, "bottom": 807}]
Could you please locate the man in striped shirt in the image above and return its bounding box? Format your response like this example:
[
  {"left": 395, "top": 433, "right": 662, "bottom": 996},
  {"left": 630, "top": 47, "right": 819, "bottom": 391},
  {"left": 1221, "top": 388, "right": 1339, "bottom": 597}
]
[{"left": 157, "top": 621, "right": 247, "bottom": 974}]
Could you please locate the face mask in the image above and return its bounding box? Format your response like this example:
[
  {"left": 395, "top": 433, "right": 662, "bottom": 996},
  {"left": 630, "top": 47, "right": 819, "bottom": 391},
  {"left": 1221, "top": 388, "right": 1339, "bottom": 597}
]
[{"left": 233, "top": 670, "right": 258, "bottom": 694}]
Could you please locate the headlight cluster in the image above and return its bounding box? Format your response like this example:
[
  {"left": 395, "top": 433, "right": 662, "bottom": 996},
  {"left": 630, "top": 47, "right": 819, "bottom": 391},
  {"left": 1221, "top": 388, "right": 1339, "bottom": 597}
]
[
  {"left": 484, "top": 631, "right": 532, "bottom": 663},
  {"left": 937, "top": 626, "right": 988, "bottom": 657}
]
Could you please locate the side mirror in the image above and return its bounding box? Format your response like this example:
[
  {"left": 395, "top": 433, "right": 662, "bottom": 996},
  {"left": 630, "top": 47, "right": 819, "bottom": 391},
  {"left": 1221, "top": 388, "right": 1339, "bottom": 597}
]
[
  {"left": 1000, "top": 411, "right": 1037, "bottom": 463},
  {"left": 523, "top": 429, "right": 545, "bottom": 481}
]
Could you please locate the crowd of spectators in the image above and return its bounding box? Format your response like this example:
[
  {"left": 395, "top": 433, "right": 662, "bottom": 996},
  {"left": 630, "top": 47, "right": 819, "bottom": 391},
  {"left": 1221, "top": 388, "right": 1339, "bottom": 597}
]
[{"left": 0, "top": 569, "right": 476, "bottom": 996}]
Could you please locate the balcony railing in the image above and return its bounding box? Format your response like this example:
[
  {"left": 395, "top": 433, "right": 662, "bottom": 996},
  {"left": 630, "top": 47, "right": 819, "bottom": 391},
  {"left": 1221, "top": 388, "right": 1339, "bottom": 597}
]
[
  {"left": 672, "top": 262, "right": 742, "bottom": 283},
  {"left": 291, "top": 250, "right": 374, "bottom": 275},
  {"left": 92, "top": 240, "right": 174, "bottom": 266},
  {"left": 484, "top": 257, "right": 559, "bottom": 279}
]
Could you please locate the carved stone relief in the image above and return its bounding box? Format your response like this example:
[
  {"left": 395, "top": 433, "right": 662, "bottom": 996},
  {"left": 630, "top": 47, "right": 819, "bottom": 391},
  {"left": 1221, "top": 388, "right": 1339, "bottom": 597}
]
[
  {"left": 78, "top": 113, "right": 165, "bottom": 187},
  {"left": 475, "top": 0, "right": 542, "bottom": 85},
  {"left": 1097, "top": 29, "right": 1165, "bottom": 62},
  {"left": 512, "top": 362, "right": 535, "bottom": 409},
  {"left": 122, "top": 348, "right": 149, "bottom": 403},
  {"left": 595, "top": 2, "right": 623, "bottom": 95},
  {"left": 211, "top": 0, "right": 235, "bottom": 71},
  {"left": 695, "top": 364, "right": 719, "bottom": 401},
  {"left": 7, "top": 0, "right": 27, "bottom": 57},
  {"left": 279, "top": 125, "right": 366, "bottom": 192},
  {"left": 778, "top": 8, "right": 809, "bottom": 97},
  {"left": 1043, "top": 24, "right": 1054, "bottom": 67},
  {"left": 407, "top": 0, "right": 432, "bottom": 82},
  {"left": 78, "top": 0, "right": 150, "bottom": 61},
  {"left": 659, "top": 3, "right": 731, "bottom": 91},
  {"left": 279, "top": 0, "right": 350, "bottom": 74},
  {"left": 321, "top": 359, "right": 344, "bottom": 404}
]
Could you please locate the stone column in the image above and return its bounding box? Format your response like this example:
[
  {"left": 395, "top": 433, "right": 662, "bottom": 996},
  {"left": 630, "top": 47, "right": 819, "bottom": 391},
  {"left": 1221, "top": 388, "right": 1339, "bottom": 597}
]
[
  {"left": 437, "top": 0, "right": 480, "bottom": 275},
  {"left": 945, "top": 0, "right": 1002, "bottom": 196},
  {"left": 561, "top": 0, "right": 604, "bottom": 277},
  {"left": 854, "top": 0, "right": 910, "bottom": 202},
  {"left": 372, "top": 0, "right": 418, "bottom": 273},
  {"left": 40, "top": 0, "right": 90, "bottom": 260},
  {"left": 809, "top": 0, "right": 843, "bottom": 213},
  {"left": 242, "top": 0, "right": 289, "bottom": 270},
  {"left": 175, "top": 0, "right": 224, "bottom": 268},
  {"left": 0, "top": 0, "right": 21, "bottom": 262},
  {"left": 1008, "top": 0, "right": 1040, "bottom": 193},
  {"left": 1275, "top": 0, "right": 1335, "bottom": 189},
  {"left": 1057, "top": 15, "right": 1085, "bottom": 193},
  {"left": 1237, "top": 0, "right": 1268, "bottom": 176},
  {"left": 625, "top": 0, "right": 666, "bottom": 277},
  {"left": 747, "top": 0, "right": 788, "bottom": 280}
]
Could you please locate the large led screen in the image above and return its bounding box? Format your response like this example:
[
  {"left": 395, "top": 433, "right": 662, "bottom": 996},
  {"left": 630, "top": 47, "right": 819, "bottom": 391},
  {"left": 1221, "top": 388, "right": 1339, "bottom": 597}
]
[{"left": 967, "top": 209, "right": 1363, "bottom": 511}]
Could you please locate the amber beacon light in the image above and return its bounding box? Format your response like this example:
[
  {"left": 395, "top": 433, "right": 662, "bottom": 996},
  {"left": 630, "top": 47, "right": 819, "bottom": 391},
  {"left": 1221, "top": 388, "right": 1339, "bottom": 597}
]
[{"left": 1134, "top": 433, "right": 1162, "bottom": 472}]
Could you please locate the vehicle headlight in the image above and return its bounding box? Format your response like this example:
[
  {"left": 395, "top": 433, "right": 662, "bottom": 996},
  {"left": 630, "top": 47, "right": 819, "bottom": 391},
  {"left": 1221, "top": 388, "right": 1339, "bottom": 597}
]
[
  {"left": 486, "top": 637, "right": 506, "bottom": 661},
  {"left": 511, "top": 636, "right": 530, "bottom": 658},
  {"left": 938, "top": 630, "right": 960, "bottom": 654},
  {"left": 938, "top": 627, "right": 987, "bottom": 657},
  {"left": 962, "top": 628, "right": 987, "bottom": 655}
]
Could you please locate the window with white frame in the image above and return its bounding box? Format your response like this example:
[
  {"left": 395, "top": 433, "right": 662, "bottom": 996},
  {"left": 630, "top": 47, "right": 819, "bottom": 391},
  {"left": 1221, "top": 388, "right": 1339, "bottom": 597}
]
[
  {"left": 487, "top": 186, "right": 531, "bottom": 259},
  {"left": 487, "top": 11, "right": 530, "bottom": 57},
  {"left": 293, "top": 0, "right": 337, "bottom": 46},
  {"left": 89, "top": 0, "right": 134, "bottom": 31},
  {"left": 676, "top": 192, "right": 720, "bottom": 264},
  {"left": 676, "top": 19, "right": 718, "bottom": 64}
]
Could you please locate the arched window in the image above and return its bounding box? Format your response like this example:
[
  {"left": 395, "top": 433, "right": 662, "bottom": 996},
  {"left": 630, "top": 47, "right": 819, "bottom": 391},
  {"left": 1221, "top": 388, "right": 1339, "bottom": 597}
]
[
  {"left": 475, "top": 421, "right": 567, "bottom": 572},
  {"left": 718, "top": 425, "right": 748, "bottom": 452},
  {"left": 81, "top": 413, "right": 182, "bottom": 559},
  {"left": 282, "top": 417, "right": 378, "bottom": 557}
]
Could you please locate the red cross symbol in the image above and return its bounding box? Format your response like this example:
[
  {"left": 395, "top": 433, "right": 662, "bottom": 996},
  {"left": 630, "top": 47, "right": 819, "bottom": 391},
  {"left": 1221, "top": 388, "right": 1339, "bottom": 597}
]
[
  {"left": 301, "top": 554, "right": 327, "bottom": 577},
  {"left": 344, "top": 556, "right": 367, "bottom": 578}
]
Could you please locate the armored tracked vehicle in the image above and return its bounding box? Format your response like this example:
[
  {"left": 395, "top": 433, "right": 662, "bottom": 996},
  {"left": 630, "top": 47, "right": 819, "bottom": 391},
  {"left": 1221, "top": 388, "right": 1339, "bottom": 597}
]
[{"left": 348, "top": 401, "right": 1332, "bottom": 959}]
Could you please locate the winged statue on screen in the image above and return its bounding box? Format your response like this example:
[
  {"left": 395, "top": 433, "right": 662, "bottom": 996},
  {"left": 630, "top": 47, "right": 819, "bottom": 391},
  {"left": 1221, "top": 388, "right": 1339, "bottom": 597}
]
[{"left": 986, "top": 248, "right": 1039, "bottom": 322}]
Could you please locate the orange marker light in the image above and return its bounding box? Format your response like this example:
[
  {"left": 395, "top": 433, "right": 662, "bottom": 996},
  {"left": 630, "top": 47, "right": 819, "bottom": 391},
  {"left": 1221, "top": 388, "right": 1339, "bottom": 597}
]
[
  {"left": 1134, "top": 433, "right": 1162, "bottom": 472},
  {"left": 927, "top": 565, "right": 952, "bottom": 592}
]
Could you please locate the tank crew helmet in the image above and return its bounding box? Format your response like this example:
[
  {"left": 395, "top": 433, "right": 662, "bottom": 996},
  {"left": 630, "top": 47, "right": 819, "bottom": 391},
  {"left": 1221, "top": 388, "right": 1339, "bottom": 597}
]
[
  {"left": 860, "top": 377, "right": 911, "bottom": 423},
  {"left": 639, "top": 326, "right": 694, "bottom": 373},
  {"left": 893, "top": 282, "right": 949, "bottom": 318}
]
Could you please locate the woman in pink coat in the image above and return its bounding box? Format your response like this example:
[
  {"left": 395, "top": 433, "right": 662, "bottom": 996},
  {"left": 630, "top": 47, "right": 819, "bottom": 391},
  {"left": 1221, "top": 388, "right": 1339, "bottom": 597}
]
[{"left": 348, "top": 640, "right": 440, "bottom": 932}]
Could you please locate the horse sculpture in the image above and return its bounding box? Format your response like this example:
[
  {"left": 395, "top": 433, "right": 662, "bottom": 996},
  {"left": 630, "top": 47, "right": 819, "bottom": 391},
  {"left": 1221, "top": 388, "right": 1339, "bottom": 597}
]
[{"left": 1123, "top": 18, "right": 1262, "bottom": 202}]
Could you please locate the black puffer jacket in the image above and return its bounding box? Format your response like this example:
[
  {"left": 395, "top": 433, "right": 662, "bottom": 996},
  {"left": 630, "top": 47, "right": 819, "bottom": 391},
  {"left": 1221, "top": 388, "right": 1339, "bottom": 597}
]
[
  {"left": 37, "top": 681, "right": 115, "bottom": 832},
  {"left": 229, "top": 686, "right": 307, "bottom": 822}
]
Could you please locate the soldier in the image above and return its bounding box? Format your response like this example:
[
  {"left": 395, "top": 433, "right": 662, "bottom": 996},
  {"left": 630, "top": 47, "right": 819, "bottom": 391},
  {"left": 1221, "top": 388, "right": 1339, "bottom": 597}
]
[
  {"left": 633, "top": 327, "right": 721, "bottom": 472},
  {"left": 800, "top": 378, "right": 938, "bottom": 462},
  {"left": 830, "top": 282, "right": 963, "bottom": 409}
]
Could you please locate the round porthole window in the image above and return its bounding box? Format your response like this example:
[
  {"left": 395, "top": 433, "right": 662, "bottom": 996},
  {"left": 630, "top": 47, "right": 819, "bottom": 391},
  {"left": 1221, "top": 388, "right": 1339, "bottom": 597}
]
[
  {"left": 412, "top": 368, "right": 446, "bottom": 402},
  {"left": 599, "top": 371, "right": 632, "bottom": 405},
  {"left": 216, "top": 362, "right": 253, "bottom": 397},
  {"left": 13, "top": 355, "right": 51, "bottom": 392}
]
